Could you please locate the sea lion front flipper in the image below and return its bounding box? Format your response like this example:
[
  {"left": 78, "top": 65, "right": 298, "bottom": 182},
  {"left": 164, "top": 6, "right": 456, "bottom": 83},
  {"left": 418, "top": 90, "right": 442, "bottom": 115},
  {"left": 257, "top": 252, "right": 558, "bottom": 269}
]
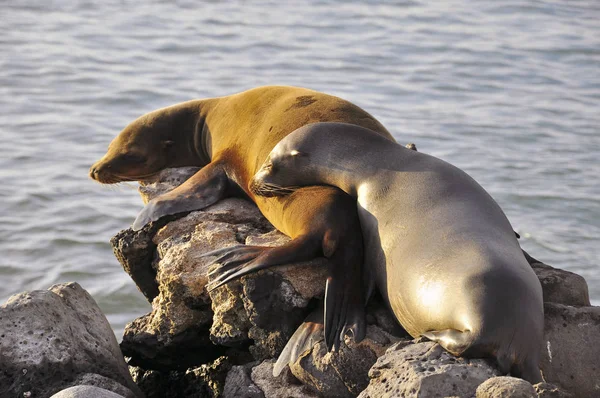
[
  {"left": 132, "top": 162, "right": 228, "bottom": 231},
  {"left": 273, "top": 307, "right": 324, "bottom": 377},
  {"left": 321, "top": 230, "right": 367, "bottom": 352}
]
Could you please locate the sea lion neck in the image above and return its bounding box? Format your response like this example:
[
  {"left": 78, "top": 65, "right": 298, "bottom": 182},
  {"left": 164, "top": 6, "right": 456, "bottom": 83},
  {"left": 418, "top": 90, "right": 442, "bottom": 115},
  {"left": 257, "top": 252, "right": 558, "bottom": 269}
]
[
  {"left": 191, "top": 99, "right": 215, "bottom": 166},
  {"left": 306, "top": 127, "right": 401, "bottom": 197}
]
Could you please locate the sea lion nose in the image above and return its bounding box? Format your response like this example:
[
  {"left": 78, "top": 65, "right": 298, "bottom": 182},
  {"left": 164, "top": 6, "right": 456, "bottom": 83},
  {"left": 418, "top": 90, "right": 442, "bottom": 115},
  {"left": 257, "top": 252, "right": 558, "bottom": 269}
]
[
  {"left": 90, "top": 162, "right": 112, "bottom": 178},
  {"left": 89, "top": 166, "right": 98, "bottom": 179}
]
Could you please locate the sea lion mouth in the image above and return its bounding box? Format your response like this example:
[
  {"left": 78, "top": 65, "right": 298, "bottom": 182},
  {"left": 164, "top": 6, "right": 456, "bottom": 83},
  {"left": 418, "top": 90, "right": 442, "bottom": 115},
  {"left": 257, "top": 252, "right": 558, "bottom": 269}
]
[
  {"left": 90, "top": 169, "right": 160, "bottom": 185},
  {"left": 249, "top": 179, "right": 298, "bottom": 197}
]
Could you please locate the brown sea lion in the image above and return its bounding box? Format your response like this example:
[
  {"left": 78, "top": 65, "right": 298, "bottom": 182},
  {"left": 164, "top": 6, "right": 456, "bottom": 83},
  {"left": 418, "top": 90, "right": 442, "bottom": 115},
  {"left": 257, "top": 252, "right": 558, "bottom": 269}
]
[
  {"left": 248, "top": 122, "right": 545, "bottom": 382},
  {"left": 90, "top": 86, "right": 394, "bottom": 354}
]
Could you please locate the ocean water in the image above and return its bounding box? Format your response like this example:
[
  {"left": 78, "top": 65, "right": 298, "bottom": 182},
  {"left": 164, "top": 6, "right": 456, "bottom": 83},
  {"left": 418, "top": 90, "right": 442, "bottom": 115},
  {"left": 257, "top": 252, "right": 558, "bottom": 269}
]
[{"left": 1, "top": 0, "right": 598, "bottom": 337}]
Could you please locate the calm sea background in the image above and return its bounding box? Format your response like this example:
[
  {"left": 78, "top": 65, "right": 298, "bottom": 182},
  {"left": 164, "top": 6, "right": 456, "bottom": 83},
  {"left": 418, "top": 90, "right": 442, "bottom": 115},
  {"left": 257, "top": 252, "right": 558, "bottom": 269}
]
[{"left": 1, "top": 1, "right": 598, "bottom": 337}]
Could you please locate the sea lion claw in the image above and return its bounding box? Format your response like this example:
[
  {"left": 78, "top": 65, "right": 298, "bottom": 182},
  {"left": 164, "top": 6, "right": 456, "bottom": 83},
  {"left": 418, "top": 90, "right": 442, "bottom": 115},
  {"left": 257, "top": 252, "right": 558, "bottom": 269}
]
[
  {"left": 205, "top": 235, "right": 321, "bottom": 292},
  {"left": 201, "top": 245, "right": 246, "bottom": 260},
  {"left": 206, "top": 256, "right": 272, "bottom": 292}
]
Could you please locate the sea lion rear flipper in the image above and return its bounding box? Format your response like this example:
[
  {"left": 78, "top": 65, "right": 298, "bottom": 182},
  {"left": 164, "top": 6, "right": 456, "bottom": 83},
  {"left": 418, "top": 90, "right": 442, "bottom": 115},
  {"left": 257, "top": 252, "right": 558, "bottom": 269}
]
[
  {"left": 421, "top": 329, "right": 474, "bottom": 356},
  {"left": 204, "top": 235, "right": 321, "bottom": 291},
  {"left": 273, "top": 307, "right": 324, "bottom": 377},
  {"left": 323, "top": 261, "right": 366, "bottom": 352},
  {"left": 204, "top": 235, "right": 366, "bottom": 352},
  {"left": 321, "top": 228, "right": 366, "bottom": 352},
  {"left": 132, "top": 162, "right": 228, "bottom": 231}
]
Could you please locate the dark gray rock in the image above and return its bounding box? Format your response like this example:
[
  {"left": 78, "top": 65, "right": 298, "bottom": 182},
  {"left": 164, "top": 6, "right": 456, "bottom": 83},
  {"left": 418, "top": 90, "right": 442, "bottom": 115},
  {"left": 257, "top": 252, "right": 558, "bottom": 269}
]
[
  {"left": 110, "top": 211, "right": 192, "bottom": 303},
  {"left": 0, "top": 283, "right": 142, "bottom": 398},
  {"left": 111, "top": 226, "right": 160, "bottom": 303},
  {"left": 111, "top": 167, "right": 203, "bottom": 303},
  {"left": 222, "top": 362, "right": 264, "bottom": 398},
  {"left": 120, "top": 307, "right": 221, "bottom": 371},
  {"left": 476, "top": 376, "right": 537, "bottom": 397},
  {"left": 129, "top": 356, "right": 232, "bottom": 398},
  {"left": 531, "top": 262, "right": 590, "bottom": 306},
  {"left": 534, "top": 382, "right": 574, "bottom": 398},
  {"left": 540, "top": 303, "right": 600, "bottom": 397}
]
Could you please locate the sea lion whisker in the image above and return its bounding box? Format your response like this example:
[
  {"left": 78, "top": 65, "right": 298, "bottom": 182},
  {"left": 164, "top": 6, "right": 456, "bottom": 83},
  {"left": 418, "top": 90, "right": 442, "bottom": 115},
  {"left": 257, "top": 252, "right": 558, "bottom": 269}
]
[{"left": 258, "top": 182, "right": 300, "bottom": 195}]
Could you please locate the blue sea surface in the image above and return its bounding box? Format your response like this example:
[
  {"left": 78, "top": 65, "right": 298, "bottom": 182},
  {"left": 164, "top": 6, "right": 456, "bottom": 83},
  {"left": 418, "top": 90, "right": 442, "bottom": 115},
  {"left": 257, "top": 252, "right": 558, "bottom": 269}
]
[{"left": 1, "top": 0, "right": 598, "bottom": 337}]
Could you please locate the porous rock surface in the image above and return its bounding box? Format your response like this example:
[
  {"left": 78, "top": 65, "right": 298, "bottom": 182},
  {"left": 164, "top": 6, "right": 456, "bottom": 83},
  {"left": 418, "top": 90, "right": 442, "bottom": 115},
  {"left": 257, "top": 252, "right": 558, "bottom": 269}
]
[
  {"left": 289, "top": 324, "right": 403, "bottom": 397},
  {"left": 111, "top": 167, "right": 598, "bottom": 397},
  {"left": 358, "top": 340, "right": 501, "bottom": 398},
  {"left": 50, "top": 385, "right": 126, "bottom": 398},
  {"left": 476, "top": 376, "right": 537, "bottom": 398},
  {"left": 0, "top": 282, "right": 142, "bottom": 398},
  {"left": 118, "top": 197, "right": 330, "bottom": 371}
]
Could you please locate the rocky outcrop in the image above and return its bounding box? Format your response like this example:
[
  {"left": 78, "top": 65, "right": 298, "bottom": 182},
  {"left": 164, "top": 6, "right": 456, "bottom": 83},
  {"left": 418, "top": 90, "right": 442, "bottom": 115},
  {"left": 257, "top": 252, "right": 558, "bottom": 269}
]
[
  {"left": 476, "top": 376, "right": 537, "bottom": 398},
  {"left": 289, "top": 325, "right": 402, "bottom": 397},
  {"left": 129, "top": 356, "right": 232, "bottom": 398},
  {"left": 359, "top": 340, "right": 501, "bottom": 398},
  {"left": 0, "top": 283, "right": 142, "bottom": 398},
  {"left": 539, "top": 303, "right": 600, "bottom": 397},
  {"left": 109, "top": 167, "right": 599, "bottom": 398},
  {"left": 251, "top": 360, "right": 319, "bottom": 398},
  {"left": 530, "top": 261, "right": 590, "bottom": 307},
  {"left": 118, "top": 197, "right": 330, "bottom": 371},
  {"left": 534, "top": 382, "right": 574, "bottom": 398}
]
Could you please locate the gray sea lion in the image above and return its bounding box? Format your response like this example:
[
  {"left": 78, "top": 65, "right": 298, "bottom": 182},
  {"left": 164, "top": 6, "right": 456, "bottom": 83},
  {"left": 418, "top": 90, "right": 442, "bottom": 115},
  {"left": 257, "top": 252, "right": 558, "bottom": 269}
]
[
  {"left": 247, "top": 122, "right": 544, "bottom": 382},
  {"left": 90, "top": 86, "right": 395, "bottom": 353}
]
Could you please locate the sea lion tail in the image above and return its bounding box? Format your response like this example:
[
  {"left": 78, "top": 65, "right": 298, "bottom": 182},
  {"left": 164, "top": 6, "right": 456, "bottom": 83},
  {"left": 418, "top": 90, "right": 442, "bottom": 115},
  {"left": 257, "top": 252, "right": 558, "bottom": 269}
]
[
  {"left": 421, "top": 329, "right": 475, "bottom": 356},
  {"left": 273, "top": 307, "right": 324, "bottom": 377}
]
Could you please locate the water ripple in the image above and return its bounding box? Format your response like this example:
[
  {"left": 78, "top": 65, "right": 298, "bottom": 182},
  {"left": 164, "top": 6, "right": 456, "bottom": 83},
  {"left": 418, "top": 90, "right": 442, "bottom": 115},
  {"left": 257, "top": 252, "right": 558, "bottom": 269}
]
[{"left": 1, "top": 0, "right": 599, "bottom": 334}]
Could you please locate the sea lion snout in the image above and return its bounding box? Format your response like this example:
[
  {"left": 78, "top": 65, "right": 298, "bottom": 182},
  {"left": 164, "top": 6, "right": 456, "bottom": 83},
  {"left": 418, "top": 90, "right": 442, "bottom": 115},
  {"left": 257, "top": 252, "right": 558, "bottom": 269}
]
[
  {"left": 89, "top": 160, "right": 116, "bottom": 184},
  {"left": 249, "top": 171, "right": 297, "bottom": 197},
  {"left": 249, "top": 175, "right": 276, "bottom": 197}
]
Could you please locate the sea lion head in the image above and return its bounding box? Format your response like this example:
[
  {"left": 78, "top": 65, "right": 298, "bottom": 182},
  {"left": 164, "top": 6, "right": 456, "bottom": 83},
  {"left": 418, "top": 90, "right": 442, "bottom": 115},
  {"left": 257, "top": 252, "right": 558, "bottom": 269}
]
[
  {"left": 251, "top": 122, "right": 367, "bottom": 197},
  {"left": 90, "top": 106, "right": 195, "bottom": 184},
  {"left": 250, "top": 126, "right": 321, "bottom": 197}
]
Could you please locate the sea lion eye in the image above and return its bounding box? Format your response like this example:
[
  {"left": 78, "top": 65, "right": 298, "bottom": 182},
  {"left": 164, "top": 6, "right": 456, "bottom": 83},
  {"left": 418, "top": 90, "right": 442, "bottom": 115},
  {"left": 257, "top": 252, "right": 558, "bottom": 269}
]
[{"left": 121, "top": 154, "right": 146, "bottom": 164}]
